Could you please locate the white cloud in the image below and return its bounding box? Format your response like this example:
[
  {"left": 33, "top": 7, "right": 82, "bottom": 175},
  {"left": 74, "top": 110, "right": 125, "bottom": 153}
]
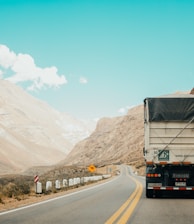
[
  {"left": 0, "top": 45, "right": 16, "bottom": 68},
  {"left": 118, "top": 105, "right": 135, "bottom": 115},
  {"left": 79, "top": 77, "right": 88, "bottom": 84},
  {"left": 118, "top": 108, "right": 127, "bottom": 114},
  {"left": 0, "top": 44, "right": 67, "bottom": 90},
  {"left": 0, "top": 70, "right": 3, "bottom": 78}
]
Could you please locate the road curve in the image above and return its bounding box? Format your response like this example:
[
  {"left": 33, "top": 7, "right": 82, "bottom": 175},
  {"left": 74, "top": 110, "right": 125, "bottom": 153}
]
[
  {"left": 1, "top": 165, "right": 194, "bottom": 224},
  {"left": 0, "top": 165, "right": 139, "bottom": 224}
]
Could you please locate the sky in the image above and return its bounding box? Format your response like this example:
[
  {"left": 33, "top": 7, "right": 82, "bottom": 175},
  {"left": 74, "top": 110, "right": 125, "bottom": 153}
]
[{"left": 0, "top": 0, "right": 194, "bottom": 119}]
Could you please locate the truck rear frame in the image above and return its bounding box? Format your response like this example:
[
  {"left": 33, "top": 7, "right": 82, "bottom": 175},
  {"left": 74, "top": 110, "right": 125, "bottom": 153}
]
[{"left": 144, "top": 95, "right": 194, "bottom": 198}]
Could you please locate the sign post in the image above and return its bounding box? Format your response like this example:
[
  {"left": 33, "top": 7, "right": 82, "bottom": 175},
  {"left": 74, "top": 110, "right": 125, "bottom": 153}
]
[{"left": 34, "top": 175, "right": 39, "bottom": 193}]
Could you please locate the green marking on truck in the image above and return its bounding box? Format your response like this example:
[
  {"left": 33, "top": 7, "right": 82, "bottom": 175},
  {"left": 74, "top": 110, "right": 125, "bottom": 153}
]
[{"left": 158, "top": 150, "right": 169, "bottom": 161}]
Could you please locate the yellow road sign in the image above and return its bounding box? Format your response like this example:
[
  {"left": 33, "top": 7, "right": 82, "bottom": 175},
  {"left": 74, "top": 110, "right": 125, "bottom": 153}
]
[{"left": 88, "top": 164, "right": 96, "bottom": 173}]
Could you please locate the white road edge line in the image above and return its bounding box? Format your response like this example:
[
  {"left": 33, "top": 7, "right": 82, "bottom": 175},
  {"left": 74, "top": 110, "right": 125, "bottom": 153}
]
[{"left": 0, "top": 175, "right": 119, "bottom": 216}]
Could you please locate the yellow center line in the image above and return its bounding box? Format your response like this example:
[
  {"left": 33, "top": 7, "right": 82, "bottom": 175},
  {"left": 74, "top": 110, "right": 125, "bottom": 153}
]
[
  {"left": 117, "top": 180, "right": 143, "bottom": 223},
  {"left": 105, "top": 184, "right": 138, "bottom": 224},
  {"left": 105, "top": 172, "right": 143, "bottom": 224}
]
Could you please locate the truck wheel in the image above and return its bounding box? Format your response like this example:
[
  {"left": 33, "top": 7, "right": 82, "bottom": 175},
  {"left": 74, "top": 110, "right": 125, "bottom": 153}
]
[{"left": 146, "top": 189, "right": 153, "bottom": 198}]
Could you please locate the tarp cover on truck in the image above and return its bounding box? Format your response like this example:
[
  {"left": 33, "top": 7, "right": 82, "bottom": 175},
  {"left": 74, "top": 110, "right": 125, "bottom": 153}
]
[{"left": 145, "top": 97, "right": 194, "bottom": 121}]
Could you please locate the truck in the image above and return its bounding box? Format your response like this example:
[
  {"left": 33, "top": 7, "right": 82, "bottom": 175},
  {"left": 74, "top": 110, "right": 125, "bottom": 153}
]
[{"left": 143, "top": 94, "right": 194, "bottom": 198}]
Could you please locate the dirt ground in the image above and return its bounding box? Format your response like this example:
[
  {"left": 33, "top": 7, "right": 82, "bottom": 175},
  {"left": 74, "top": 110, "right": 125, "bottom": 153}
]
[
  {"left": 0, "top": 165, "right": 119, "bottom": 212},
  {"left": 0, "top": 165, "right": 145, "bottom": 212}
]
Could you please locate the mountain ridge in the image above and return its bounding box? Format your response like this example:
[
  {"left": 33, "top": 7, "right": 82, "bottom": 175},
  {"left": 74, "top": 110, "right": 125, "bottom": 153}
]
[
  {"left": 0, "top": 80, "right": 95, "bottom": 174},
  {"left": 63, "top": 105, "right": 145, "bottom": 170}
]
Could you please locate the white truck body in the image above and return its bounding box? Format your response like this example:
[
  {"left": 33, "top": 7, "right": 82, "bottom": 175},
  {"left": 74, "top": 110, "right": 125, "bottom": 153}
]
[{"left": 144, "top": 94, "right": 194, "bottom": 197}]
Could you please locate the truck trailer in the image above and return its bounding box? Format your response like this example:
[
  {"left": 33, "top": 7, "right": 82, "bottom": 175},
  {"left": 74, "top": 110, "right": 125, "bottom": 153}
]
[{"left": 144, "top": 94, "right": 194, "bottom": 198}]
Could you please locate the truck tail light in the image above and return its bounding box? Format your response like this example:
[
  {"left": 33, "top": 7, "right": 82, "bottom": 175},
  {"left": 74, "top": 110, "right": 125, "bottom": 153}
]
[
  {"left": 175, "top": 178, "right": 187, "bottom": 182},
  {"left": 147, "top": 173, "right": 161, "bottom": 178}
]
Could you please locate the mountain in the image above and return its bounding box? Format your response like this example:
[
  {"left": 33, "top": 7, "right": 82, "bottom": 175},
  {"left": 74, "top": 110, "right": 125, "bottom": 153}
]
[
  {"left": 0, "top": 80, "right": 95, "bottom": 175},
  {"left": 63, "top": 105, "right": 145, "bottom": 171},
  {"left": 64, "top": 90, "right": 194, "bottom": 175}
]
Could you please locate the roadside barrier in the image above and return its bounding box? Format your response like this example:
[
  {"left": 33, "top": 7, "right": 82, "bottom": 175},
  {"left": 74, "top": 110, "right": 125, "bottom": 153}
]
[{"left": 35, "top": 174, "right": 112, "bottom": 194}]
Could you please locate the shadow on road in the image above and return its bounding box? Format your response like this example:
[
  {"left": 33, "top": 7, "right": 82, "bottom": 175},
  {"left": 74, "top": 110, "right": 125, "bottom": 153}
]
[{"left": 152, "top": 191, "right": 194, "bottom": 199}]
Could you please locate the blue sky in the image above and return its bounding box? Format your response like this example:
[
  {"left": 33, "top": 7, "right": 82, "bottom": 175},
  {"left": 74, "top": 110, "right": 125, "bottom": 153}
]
[{"left": 0, "top": 0, "right": 194, "bottom": 119}]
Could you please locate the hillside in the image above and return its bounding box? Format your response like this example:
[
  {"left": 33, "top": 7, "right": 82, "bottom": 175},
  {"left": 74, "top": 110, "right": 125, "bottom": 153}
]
[
  {"left": 0, "top": 80, "right": 95, "bottom": 174},
  {"left": 64, "top": 105, "right": 145, "bottom": 172},
  {"left": 64, "top": 90, "right": 194, "bottom": 174},
  {"left": 2, "top": 78, "right": 190, "bottom": 176}
]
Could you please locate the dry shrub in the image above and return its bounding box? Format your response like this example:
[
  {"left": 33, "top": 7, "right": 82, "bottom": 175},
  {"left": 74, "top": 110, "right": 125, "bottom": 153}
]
[
  {"left": 2, "top": 181, "right": 30, "bottom": 199},
  {"left": 0, "top": 194, "right": 4, "bottom": 204}
]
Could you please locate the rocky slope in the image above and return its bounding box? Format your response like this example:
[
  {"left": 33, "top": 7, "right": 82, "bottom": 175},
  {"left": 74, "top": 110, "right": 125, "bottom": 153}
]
[
  {"left": 0, "top": 80, "right": 95, "bottom": 174},
  {"left": 64, "top": 105, "right": 145, "bottom": 169},
  {"left": 64, "top": 90, "right": 194, "bottom": 174}
]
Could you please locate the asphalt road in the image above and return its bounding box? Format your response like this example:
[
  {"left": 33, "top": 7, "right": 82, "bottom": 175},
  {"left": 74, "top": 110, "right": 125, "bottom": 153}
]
[
  {"left": 1, "top": 165, "right": 194, "bottom": 224},
  {"left": 130, "top": 176, "right": 194, "bottom": 224}
]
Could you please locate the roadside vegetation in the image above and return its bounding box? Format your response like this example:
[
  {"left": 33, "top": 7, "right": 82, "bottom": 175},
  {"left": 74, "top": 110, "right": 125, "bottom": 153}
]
[
  {"left": 0, "top": 175, "right": 32, "bottom": 204},
  {"left": 0, "top": 165, "right": 118, "bottom": 209}
]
